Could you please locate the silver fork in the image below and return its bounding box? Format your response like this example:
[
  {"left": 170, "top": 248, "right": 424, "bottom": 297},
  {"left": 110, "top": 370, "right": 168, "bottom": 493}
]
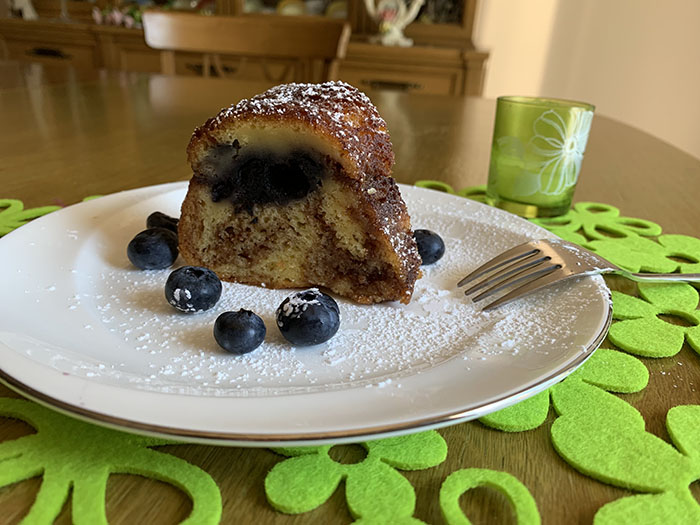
[{"left": 458, "top": 238, "right": 700, "bottom": 310}]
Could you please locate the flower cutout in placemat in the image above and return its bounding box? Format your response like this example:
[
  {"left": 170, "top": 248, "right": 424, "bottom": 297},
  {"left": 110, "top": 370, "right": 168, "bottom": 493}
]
[
  {"left": 655, "top": 234, "right": 700, "bottom": 274},
  {"left": 265, "top": 431, "right": 447, "bottom": 523},
  {"left": 0, "top": 398, "right": 221, "bottom": 524},
  {"left": 0, "top": 199, "right": 61, "bottom": 236},
  {"left": 479, "top": 348, "right": 649, "bottom": 432},
  {"left": 531, "top": 213, "right": 588, "bottom": 244},
  {"left": 551, "top": 380, "right": 700, "bottom": 525},
  {"left": 585, "top": 234, "right": 700, "bottom": 274},
  {"left": 439, "top": 468, "right": 541, "bottom": 525},
  {"left": 412, "top": 183, "right": 670, "bottom": 248},
  {"left": 414, "top": 181, "right": 490, "bottom": 203},
  {"left": 532, "top": 202, "right": 662, "bottom": 241},
  {"left": 585, "top": 235, "right": 677, "bottom": 273},
  {"left": 414, "top": 180, "right": 459, "bottom": 195},
  {"left": 610, "top": 282, "right": 700, "bottom": 358}
]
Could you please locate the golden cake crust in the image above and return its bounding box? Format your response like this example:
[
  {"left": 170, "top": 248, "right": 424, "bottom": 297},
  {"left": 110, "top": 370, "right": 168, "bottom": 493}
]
[{"left": 187, "top": 82, "right": 394, "bottom": 182}]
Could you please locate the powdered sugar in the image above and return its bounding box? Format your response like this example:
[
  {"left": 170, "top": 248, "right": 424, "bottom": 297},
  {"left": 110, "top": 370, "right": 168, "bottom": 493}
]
[
  {"left": 47, "top": 186, "right": 611, "bottom": 398},
  {"left": 279, "top": 288, "right": 322, "bottom": 321},
  {"left": 0, "top": 183, "right": 613, "bottom": 439}
]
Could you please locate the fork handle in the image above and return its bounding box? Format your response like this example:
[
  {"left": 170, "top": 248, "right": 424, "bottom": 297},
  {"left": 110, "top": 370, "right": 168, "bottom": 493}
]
[{"left": 617, "top": 271, "right": 700, "bottom": 283}]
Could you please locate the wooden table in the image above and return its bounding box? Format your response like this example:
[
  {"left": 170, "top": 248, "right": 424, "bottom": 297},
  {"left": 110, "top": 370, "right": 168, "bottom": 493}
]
[{"left": 1, "top": 65, "right": 699, "bottom": 524}]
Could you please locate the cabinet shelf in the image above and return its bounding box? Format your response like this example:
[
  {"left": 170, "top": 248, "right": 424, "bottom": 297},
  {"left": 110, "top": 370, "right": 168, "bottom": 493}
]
[{"left": 0, "top": 0, "right": 488, "bottom": 95}]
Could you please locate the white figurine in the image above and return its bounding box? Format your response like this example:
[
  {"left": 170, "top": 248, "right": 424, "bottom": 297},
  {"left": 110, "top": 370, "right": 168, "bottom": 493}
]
[
  {"left": 363, "top": 0, "right": 425, "bottom": 47},
  {"left": 10, "top": 0, "right": 38, "bottom": 19}
]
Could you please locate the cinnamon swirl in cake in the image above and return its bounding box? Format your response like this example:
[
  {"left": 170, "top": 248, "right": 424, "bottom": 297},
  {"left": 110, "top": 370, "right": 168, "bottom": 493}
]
[{"left": 178, "top": 81, "right": 421, "bottom": 304}]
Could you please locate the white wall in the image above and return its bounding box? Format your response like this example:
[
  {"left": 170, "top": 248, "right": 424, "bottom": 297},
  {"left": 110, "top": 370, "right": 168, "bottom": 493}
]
[{"left": 473, "top": 0, "right": 700, "bottom": 159}]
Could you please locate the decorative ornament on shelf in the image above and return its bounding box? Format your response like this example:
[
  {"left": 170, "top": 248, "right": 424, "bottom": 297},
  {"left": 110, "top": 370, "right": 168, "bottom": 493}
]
[
  {"left": 92, "top": 5, "right": 141, "bottom": 28},
  {"left": 363, "top": 0, "right": 425, "bottom": 47},
  {"left": 9, "top": 0, "right": 38, "bottom": 19}
]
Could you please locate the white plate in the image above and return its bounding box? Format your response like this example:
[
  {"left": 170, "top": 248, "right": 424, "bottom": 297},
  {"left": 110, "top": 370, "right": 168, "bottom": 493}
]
[{"left": 0, "top": 183, "right": 611, "bottom": 446}]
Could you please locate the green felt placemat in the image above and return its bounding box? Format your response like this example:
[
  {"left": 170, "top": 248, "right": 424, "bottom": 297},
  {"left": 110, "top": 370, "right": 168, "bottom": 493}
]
[
  {"left": 266, "top": 431, "right": 447, "bottom": 523},
  {"left": 413, "top": 182, "right": 700, "bottom": 524},
  {"left": 4, "top": 190, "right": 700, "bottom": 524},
  {"left": 0, "top": 398, "right": 221, "bottom": 525},
  {"left": 0, "top": 199, "right": 61, "bottom": 236},
  {"left": 439, "top": 468, "right": 540, "bottom": 525}
]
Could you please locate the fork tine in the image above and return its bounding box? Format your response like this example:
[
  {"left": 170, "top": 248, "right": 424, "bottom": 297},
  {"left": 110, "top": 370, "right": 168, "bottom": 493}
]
[
  {"left": 457, "top": 243, "right": 540, "bottom": 288},
  {"left": 462, "top": 255, "right": 550, "bottom": 296},
  {"left": 472, "top": 263, "right": 561, "bottom": 303},
  {"left": 480, "top": 268, "right": 567, "bottom": 310}
]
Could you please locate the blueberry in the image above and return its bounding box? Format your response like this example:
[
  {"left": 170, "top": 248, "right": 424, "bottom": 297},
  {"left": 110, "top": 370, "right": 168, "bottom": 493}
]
[
  {"left": 276, "top": 289, "right": 340, "bottom": 346},
  {"left": 127, "top": 228, "right": 179, "bottom": 270},
  {"left": 165, "top": 266, "right": 222, "bottom": 313},
  {"left": 146, "top": 211, "right": 179, "bottom": 234},
  {"left": 413, "top": 229, "right": 445, "bottom": 265},
  {"left": 214, "top": 310, "right": 266, "bottom": 354}
]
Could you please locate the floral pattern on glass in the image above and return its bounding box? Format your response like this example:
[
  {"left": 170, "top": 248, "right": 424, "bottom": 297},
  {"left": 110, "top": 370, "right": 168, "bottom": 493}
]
[{"left": 527, "top": 109, "right": 594, "bottom": 196}]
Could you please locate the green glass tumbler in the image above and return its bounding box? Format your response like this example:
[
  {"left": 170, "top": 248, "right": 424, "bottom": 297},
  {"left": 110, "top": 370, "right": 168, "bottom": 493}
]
[{"left": 486, "top": 96, "right": 595, "bottom": 218}]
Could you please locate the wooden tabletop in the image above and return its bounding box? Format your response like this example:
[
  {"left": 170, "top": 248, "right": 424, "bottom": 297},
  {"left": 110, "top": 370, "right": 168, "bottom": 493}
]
[{"left": 1, "top": 64, "right": 699, "bottom": 524}]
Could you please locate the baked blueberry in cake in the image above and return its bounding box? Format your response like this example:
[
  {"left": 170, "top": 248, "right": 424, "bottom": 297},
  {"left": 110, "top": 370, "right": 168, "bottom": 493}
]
[{"left": 178, "top": 81, "right": 421, "bottom": 304}]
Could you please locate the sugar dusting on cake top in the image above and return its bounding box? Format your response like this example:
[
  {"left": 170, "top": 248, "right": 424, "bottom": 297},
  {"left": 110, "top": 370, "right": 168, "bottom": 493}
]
[
  {"left": 189, "top": 81, "right": 394, "bottom": 182},
  {"left": 214, "top": 82, "right": 386, "bottom": 128}
]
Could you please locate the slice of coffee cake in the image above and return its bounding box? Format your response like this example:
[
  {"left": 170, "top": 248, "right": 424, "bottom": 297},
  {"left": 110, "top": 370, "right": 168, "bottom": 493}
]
[{"left": 179, "top": 81, "right": 421, "bottom": 304}]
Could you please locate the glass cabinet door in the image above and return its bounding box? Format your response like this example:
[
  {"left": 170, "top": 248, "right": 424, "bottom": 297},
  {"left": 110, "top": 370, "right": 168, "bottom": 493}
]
[
  {"left": 217, "top": 0, "right": 348, "bottom": 18},
  {"left": 216, "top": 0, "right": 476, "bottom": 48}
]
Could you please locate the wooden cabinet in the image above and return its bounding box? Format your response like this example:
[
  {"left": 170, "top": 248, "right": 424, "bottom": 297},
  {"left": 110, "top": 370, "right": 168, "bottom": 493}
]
[
  {"left": 341, "top": 41, "right": 486, "bottom": 96},
  {"left": 215, "top": 0, "right": 488, "bottom": 94},
  {"left": 0, "top": 0, "right": 488, "bottom": 96},
  {"left": 340, "top": 64, "right": 462, "bottom": 96},
  {"left": 216, "top": 0, "right": 479, "bottom": 49},
  {"left": 94, "top": 25, "right": 159, "bottom": 72},
  {"left": 0, "top": 18, "right": 100, "bottom": 69}
]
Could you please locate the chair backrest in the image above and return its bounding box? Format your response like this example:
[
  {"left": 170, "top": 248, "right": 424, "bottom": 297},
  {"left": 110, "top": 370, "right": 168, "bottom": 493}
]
[{"left": 141, "top": 12, "right": 351, "bottom": 82}]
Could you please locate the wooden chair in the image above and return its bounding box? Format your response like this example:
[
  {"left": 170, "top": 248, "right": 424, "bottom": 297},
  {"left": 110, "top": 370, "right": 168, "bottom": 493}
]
[{"left": 141, "top": 12, "right": 351, "bottom": 83}]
